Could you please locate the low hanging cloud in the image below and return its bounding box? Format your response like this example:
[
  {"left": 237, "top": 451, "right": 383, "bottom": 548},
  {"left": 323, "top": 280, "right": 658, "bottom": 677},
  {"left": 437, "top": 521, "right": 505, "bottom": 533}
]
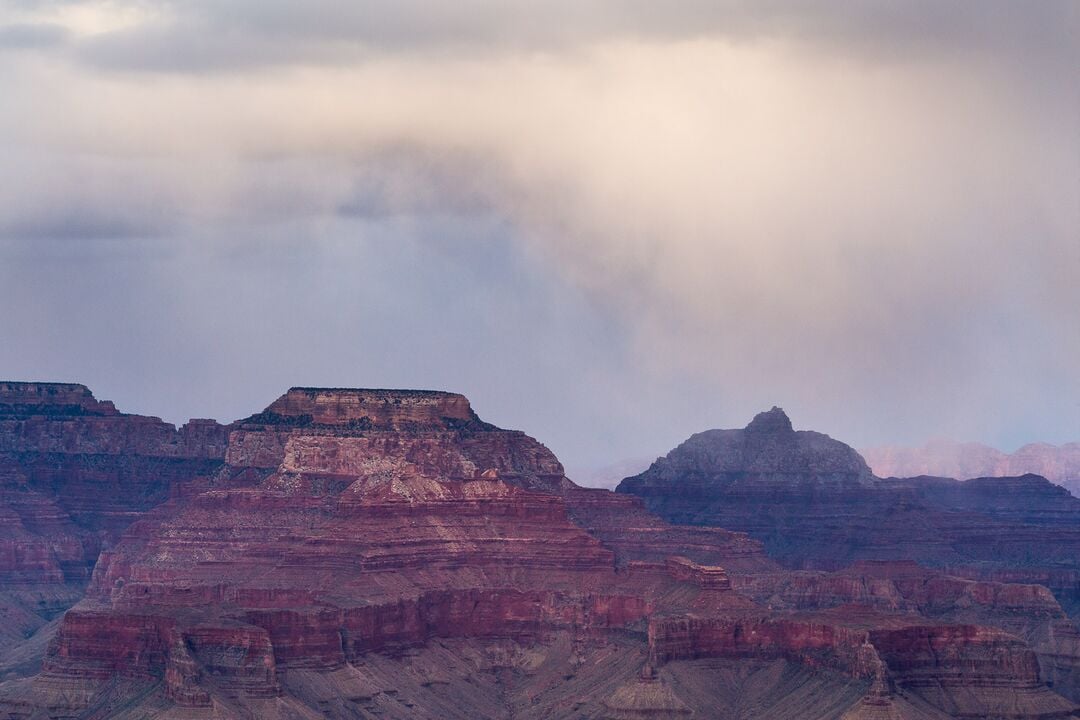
[{"left": 0, "top": 0, "right": 1077, "bottom": 467}]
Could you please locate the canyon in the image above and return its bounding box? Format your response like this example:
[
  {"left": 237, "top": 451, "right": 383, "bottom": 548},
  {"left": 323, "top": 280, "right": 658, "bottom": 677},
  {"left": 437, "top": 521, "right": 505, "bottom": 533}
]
[{"left": 0, "top": 386, "right": 1076, "bottom": 718}]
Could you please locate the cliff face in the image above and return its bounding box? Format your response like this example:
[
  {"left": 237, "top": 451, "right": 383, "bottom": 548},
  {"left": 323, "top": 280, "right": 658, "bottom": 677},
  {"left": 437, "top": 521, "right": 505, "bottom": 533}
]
[
  {"left": 225, "top": 387, "right": 564, "bottom": 489},
  {"left": 618, "top": 408, "right": 1080, "bottom": 613},
  {"left": 0, "top": 382, "right": 228, "bottom": 547},
  {"left": 24, "top": 389, "right": 755, "bottom": 715},
  {"left": 222, "top": 387, "right": 777, "bottom": 574},
  {"left": 864, "top": 439, "right": 1080, "bottom": 497},
  {"left": 0, "top": 383, "right": 228, "bottom": 670},
  {"left": 1, "top": 388, "right": 1077, "bottom": 719},
  {"left": 734, "top": 560, "right": 1080, "bottom": 700}
]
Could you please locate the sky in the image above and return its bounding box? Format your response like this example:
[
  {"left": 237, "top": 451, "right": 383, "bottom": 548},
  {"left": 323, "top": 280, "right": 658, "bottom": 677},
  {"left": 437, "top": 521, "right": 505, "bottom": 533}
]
[{"left": 0, "top": 1, "right": 1078, "bottom": 477}]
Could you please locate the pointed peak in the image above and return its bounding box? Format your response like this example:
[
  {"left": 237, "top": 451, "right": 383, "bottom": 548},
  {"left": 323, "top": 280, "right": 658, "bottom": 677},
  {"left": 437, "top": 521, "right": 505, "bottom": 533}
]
[{"left": 745, "top": 406, "right": 793, "bottom": 434}]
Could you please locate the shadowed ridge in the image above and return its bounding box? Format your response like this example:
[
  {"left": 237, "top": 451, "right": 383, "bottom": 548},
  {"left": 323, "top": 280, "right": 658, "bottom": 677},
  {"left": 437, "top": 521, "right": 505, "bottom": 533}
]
[{"left": 616, "top": 406, "right": 875, "bottom": 494}]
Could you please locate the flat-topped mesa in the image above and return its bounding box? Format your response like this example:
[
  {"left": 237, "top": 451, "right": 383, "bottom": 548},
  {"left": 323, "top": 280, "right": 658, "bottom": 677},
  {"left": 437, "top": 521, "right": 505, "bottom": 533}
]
[
  {"left": 10, "top": 387, "right": 1080, "bottom": 719},
  {"left": 0, "top": 382, "right": 231, "bottom": 677},
  {"left": 43, "top": 400, "right": 637, "bottom": 704},
  {"left": 227, "top": 387, "right": 569, "bottom": 492},
  {"left": 253, "top": 387, "right": 483, "bottom": 430},
  {"left": 0, "top": 381, "right": 119, "bottom": 417},
  {"left": 0, "top": 381, "right": 229, "bottom": 459}
]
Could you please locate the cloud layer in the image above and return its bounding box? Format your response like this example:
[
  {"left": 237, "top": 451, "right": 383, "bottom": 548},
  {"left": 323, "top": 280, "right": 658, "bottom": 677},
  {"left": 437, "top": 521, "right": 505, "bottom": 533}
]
[{"left": 1, "top": 0, "right": 1077, "bottom": 471}]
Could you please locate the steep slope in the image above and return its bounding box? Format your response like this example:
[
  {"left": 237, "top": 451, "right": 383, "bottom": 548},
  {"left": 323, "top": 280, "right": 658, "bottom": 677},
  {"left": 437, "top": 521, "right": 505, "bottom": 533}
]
[
  {"left": 4, "top": 389, "right": 1072, "bottom": 719},
  {"left": 0, "top": 382, "right": 228, "bottom": 677},
  {"left": 224, "top": 388, "right": 777, "bottom": 574},
  {"left": 735, "top": 560, "right": 1080, "bottom": 701},
  {"left": 2, "top": 389, "right": 734, "bottom": 716}
]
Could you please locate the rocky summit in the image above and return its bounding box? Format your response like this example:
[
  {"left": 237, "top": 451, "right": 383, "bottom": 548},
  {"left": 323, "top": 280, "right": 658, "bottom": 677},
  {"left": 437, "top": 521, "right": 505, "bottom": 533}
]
[
  {"left": 0, "top": 388, "right": 1078, "bottom": 719},
  {"left": 619, "top": 409, "right": 1080, "bottom": 600}
]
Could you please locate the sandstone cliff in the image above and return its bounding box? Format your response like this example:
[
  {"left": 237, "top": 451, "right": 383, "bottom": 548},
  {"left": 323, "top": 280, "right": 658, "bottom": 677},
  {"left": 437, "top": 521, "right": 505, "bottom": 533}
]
[
  {"left": 0, "top": 382, "right": 228, "bottom": 680},
  {"left": 0, "top": 388, "right": 1076, "bottom": 719}
]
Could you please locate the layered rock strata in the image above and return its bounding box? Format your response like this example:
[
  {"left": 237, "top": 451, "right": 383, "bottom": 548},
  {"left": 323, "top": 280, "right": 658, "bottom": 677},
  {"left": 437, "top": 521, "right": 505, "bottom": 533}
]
[
  {"left": 21, "top": 390, "right": 736, "bottom": 715},
  {"left": 734, "top": 561, "right": 1080, "bottom": 700},
  {"left": 0, "top": 388, "right": 1076, "bottom": 719},
  {"left": 618, "top": 408, "right": 1080, "bottom": 614},
  {"left": 0, "top": 382, "right": 228, "bottom": 678},
  {"left": 0, "top": 382, "right": 227, "bottom": 581}
]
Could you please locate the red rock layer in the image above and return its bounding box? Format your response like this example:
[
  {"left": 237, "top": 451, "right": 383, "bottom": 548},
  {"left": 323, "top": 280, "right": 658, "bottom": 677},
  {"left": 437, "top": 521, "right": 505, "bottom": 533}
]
[
  {"left": 563, "top": 486, "right": 777, "bottom": 573},
  {"left": 224, "top": 387, "right": 565, "bottom": 492},
  {"left": 262, "top": 387, "right": 478, "bottom": 429},
  {"left": 647, "top": 612, "right": 1075, "bottom": 718},
  {"left": 732, "top": 560, "right": 1080, "bottom": 700},
  {"left": 4, "top": 388, "right": 1077, "bottom": 720},
  {"left": 0, "top": 383, "right": 229, "bottom": 669},
  {"left": 0, "top": 382, "right": 228, "bottom": 570},
  {"left": 222, "top": 387, "right": 778, "bottom": 574},
  {"left": 0, "top": 460, "right": 84, "bottom": 586},
  {"left": 33, "top": 390, "right": 654, "bottom": 709}
]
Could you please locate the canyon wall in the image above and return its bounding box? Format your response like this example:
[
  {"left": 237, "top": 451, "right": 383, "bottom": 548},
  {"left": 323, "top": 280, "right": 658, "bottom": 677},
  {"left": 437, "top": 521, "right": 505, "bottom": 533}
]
[
  {"left": 618, "top": 408, "right": 1080, "bottom": 614},
  {"left": 0, "top": 387, "right": 1077, "bottom": 719},
  {"left": 0, "top": 382, "right": 227, "bottom": 674}
]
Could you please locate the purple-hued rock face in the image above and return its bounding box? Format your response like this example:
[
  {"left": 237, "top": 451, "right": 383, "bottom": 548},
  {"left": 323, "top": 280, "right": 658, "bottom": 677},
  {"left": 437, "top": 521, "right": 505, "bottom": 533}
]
[
  {"left": 618, "top": 409, "right": 1080, "bottom": 614},
  {"left": 3, "top": 387, "right": 1080, "bottom": 719},
  {"left": 620, "top": 406, "right": 875, "bottom": 491},
  {"left": 0, "top": 384, "right": 229, "bottom": 584},
  {"left": 0, "top": 383, "right": 230, "bottom": 678},
  {"left": 745, "top": 406, "right": 794, "bottom": 434}
]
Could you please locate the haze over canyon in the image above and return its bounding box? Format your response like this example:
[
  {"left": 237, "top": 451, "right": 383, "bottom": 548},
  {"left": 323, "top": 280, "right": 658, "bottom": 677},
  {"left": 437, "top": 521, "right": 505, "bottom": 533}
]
[
  {"left": 1, "top": 381, "right": 1080, "bottom": 719},
  {"left": 1, "top": 1, "right": 1076, "bottom": 718}
]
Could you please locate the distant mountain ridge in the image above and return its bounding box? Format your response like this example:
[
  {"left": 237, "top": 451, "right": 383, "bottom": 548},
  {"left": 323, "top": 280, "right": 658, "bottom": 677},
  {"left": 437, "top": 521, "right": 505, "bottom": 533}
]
[
  {"left": 863, "top": 439, "right": 1080, "bottom": 497},
  {"left": 617, "top": 408, "right": 1080, "bottom": 615}
]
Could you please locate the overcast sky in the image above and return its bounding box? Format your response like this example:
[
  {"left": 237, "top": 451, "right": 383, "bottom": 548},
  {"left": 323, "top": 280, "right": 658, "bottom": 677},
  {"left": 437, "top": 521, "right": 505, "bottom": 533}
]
[{"left": 1, "top": 1, "right": 1077, "bottom": 475}]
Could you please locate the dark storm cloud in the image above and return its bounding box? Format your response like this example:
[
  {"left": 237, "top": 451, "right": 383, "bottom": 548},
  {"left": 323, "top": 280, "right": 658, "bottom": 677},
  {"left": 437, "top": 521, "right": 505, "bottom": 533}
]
[{"left": 49, "top": 0, "right": 1075, "bottom": 72}]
